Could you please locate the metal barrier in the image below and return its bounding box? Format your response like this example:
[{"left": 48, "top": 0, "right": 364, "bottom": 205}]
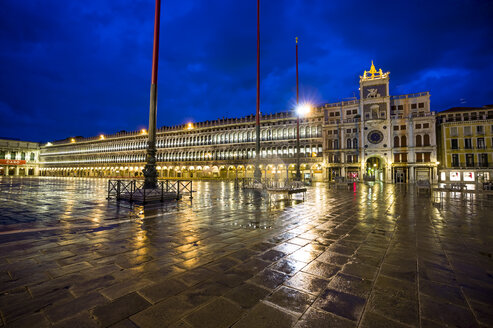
[{"left": 107, "top": 179, "right": 193, "bottom": 203}]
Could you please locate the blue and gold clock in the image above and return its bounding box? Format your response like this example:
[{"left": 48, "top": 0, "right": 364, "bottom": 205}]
[{"left": 367, "top": 130, "right": 384, "bottom": 144}]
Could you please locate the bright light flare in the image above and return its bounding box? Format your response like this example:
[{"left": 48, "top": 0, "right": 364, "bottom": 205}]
[{"left": 296, "top": 103, "right": 311, "bottom": 116}]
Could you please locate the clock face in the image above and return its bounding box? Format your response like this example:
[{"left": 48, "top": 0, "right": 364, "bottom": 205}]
[{"left": 367, "top": 130, "right": 384, "bottom": 144}]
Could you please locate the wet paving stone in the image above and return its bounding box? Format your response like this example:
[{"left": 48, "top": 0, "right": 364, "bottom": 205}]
[
  {"left": 313, "top": 288, "right": 366, "bottom": 322},
  {"left": 184, "top": 297, "right": 243, "bottom": 328},
  {"left": 367, "top": 290, "right": 419, "bottom": 326},
  {"left": 232, "top": 302, "right": 296, "bottom": 328},
  {"left": 270, "top": 258, "right": 306, "bottom": 276},
  {"left": 224, "top": 282, "right": 270, "bottom": 308},
  {"left": 341, "top": 260, "right": 378, "bottom": 280},
  {"left": 52, "top": 312, "right": 99, "bottom": 328},
  {"left": 138, "top": 278, "right": 188, "bottom": 304},
  {"left": 130, "top": 296, "right": 194, "bottom": 328},
  {"left": 92, "top": 292, "right": 151, "bottom": 327},
  {"left": 265, "top": 286, "right": 316, "bottom": 314},
  {"left": 294, "top": 307, "right": 355, "bottom": 328},
  {"left": 420, "top": 294, "right": 479, "bottom": 328},
  {"left": 301, "top": 260, "right": 340, "bottom": 279},
  {"left": 359, "top": 311, "right": 409, "bottom": 328},
  {"left": 328, "top": 272, "right": 373, "bottom": 298},
  {"left": 248, "top": 268, "right": 288, "bottom": 289},
  {"left": 0, "top": 178, "right": 492, "bottom": 327}
]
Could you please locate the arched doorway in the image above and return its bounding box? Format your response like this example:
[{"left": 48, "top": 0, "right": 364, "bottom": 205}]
[{"left": 365, "top": 157, "right": 385, "bottom": 182}]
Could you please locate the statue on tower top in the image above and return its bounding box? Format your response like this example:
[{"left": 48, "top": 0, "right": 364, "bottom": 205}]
[{"left": 360, "top": 61, "right": 389, "bottom": 81}]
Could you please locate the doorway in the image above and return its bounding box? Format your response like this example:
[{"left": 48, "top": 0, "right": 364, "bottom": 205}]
[{"left": 365, "top": 157, "right": 385, "bottom": 181}]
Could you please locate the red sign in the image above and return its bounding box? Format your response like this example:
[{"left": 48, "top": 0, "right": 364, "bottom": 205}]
[{"left": 0, "top": 159, "right": 26, "bottom": 165}]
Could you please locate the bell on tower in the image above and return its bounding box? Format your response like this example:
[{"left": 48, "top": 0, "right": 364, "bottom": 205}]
[{"left": 360, "top": 61, "right": 389, "bottom": 81}]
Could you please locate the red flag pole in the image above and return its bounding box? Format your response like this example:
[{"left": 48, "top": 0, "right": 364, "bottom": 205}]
[
  {"left": 143, "top": 0, "right": 161, "bottom": 189},
  {"left": 295, "top": 37, "right": 301, "bottom": 181},
  {"left": 254, "top": 0, "right": 262, "bottom": 181}
]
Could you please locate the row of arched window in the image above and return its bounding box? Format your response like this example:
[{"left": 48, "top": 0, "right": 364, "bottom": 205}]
[
  {"left": 42, "top": 126, "right": 323, "bottom": 157},
  {"left": 42, "top": 145, "right": 324, "bottom": 164},
  {"left": 0, "top": 151, "right": 36, "bottom": 161}
]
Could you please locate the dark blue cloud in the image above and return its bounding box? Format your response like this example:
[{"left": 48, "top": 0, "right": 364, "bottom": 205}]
[{"left": 1, "top": 0, "right": 492, "bottom": 142}]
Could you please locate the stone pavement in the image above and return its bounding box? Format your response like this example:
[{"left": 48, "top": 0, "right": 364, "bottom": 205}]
[{"left": 0, "top": 177, "right": 492, "bottom": 327}]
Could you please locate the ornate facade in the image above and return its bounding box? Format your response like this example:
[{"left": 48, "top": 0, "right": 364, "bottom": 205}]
[
  {"left": 39, "top": 112, "right": 325, "bottom": 180},
  {"left": 436, "top": 105, "right": 493, "bottom": 183},
  {"left": 325, "top": 62, "right": 438, "bottom": 183},
  {"left": 0, "top": 139, "right": 40, "bottom": 176},
  {"left": 36, "top": 62, "right": 438, "bottom": 183}
]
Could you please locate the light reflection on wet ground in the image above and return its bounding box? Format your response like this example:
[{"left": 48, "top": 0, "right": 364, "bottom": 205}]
[{"left": 0, "top": 177, "right": 492, "bottom": 327}]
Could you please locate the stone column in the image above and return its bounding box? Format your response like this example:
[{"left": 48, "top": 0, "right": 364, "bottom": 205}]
[{"left": 409, "top": 166, "right": 415, "bottom": 182}]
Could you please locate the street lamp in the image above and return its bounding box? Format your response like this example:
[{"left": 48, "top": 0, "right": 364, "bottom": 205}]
[{"left": 295, "top": 102, "right": 311, "bottom": 181}]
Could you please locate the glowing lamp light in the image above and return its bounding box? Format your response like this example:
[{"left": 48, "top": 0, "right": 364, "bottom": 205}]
[
  {"left": 70, "top": 138, "right": 76, "bottom": 143},
  {"left": 373, "top": 163, "right": 377, "bottom": 167},
  {"left": 100, "top": 134, "right": 105, "bottom": 140},
  {"left": 141, "top": 129, "right": 147, "bottom": 135},
  {"left": 46, "top": 142, "right": 53, "bottom": 146},
  {"left": 296, "top": 103, "right": 311, "bottom": 116},
  {"left": 187, "top": 122, "right": 194, "bottom": 130}
]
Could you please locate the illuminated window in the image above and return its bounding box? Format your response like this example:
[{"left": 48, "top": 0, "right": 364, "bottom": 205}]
[
  {"left": 450, "top": 172, "right": 460, "bottom": 181},
  {"left": 463, "top": 172, "right": 474, "bottom": 182}
]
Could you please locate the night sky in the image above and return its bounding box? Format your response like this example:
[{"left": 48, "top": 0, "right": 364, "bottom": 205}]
[{"left": 1, "top": 0, "right": 492, "bottom": 142}]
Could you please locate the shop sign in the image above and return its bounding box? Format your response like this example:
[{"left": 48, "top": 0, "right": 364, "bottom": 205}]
[
  {"left": 0, "top": 159, "right": 26, "bottom": 165},
  {"left": 463, "top": 172, "right": 475, "bottom": 182},
  {"left": 449, "top": 171, "right": 461, "bottom": 181}
]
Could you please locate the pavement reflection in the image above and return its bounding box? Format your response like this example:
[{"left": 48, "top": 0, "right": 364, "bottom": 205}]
[{"left": 0, "top": 177, "right": 492, "bottom": 327}]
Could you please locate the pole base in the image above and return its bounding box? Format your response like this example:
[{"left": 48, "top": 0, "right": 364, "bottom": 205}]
[
  {"left": 254, "top": 167, "right": 262, "bottom": 181},
  {"left": 143, "top": 163, "right": 158, "bottom": 189},
  {"left": 295, "top": 170, "right": 302, "bottom": 181}
]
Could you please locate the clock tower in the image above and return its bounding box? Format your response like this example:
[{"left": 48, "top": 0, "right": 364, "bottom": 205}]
[{"left": 359, "top": 61, "right": 392, "bottom": 182}]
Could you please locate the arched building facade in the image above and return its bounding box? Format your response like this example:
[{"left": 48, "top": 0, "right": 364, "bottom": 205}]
[
  {"left": 39, "top": 111, "right": 326, "bottom": 181},
  {"left": 38, "top": 63, "right": 438, "bottom": 183}
]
